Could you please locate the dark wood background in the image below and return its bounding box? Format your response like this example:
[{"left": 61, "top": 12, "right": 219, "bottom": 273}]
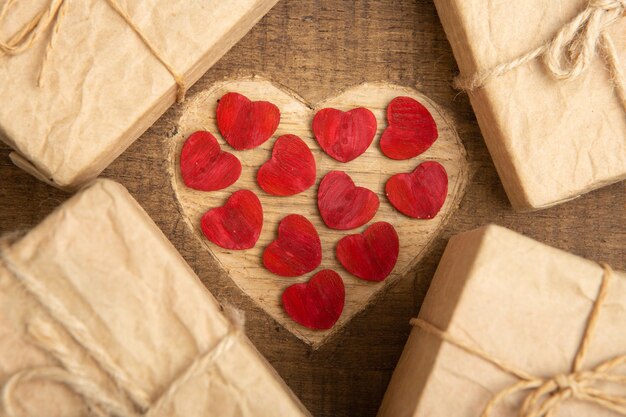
[{"left": 1, "top": 1, "right": 624, "bottom": 416}]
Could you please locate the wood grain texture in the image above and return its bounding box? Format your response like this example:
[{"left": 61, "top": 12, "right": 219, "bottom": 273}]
[
  {"left": 0, "top": 1, "right": 624, "bottom": 416},
  {"left": 169, "top": 78, "right": 468, "bottom": 347}
]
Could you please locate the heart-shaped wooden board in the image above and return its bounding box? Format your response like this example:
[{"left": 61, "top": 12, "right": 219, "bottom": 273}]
[{"left": 169, "top": 77, "right": 469, "bottom": 348}]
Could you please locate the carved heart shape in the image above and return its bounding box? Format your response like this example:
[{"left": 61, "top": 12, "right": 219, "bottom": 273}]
[
  {"left": 170, "top": 78, "right": 469, "bottom": 347},
  {"left": 318, "top": 171, "right": 379, "bottom": 230},
  {"left": 200, "top": 190, "right": 263, "bottom": 250},
  {"left": 312, "top": 107, "right": 377, "bottom": 162},
  {"left": 380, "top": 96, "right": 438, "bottom": 160},
  {"left": 263, "top": 214, "right": 322, "bottom": 277},
  {"left": 216, "top": 92, "right": 280, "bottom": 150},
  {"left": 386, "top": 161, "right": 448, "bottom": 219},
  {"left": 336, "top": 222, "right": 399, "bottom": 282},
  {"left": 180, "top": 131, "right": 242, "bottom": 191},
  {"left": 257, "top": 134, "right": 316, "bottom": 196},
  {"left": 282, "top": 269, "right": 345, "bottom": 330}
]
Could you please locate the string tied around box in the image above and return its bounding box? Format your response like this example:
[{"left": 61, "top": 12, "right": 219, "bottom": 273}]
[
  {"left": 411, "top": 263, "right": 626, "bottom": 417},
  {"left": 0, "top": 0, "right": 187, "bottom": 102},
  {"left": 0, "top": 237, "right": 244, "bottom": 417},
  {"left": 454, "top": 0, "right": 626, "bottom": 113}
]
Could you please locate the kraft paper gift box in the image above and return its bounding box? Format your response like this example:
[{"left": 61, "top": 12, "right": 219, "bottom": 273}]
[
  {"left": 433, "top": 0, "right": 626, "bottom": 210},
  {"left": 378, "top": 224, "right": 626, "bottom": 417},
  {"left": 0, "top": 0, "right": 278, "bottom": 190},
  {"left": 0, "top": 179, "right": 310, "bottom": 417}
]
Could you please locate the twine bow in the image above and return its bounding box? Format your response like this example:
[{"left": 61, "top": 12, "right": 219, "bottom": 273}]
[
  {"left": 0, "top": 0, "right": 186, "bottom": 102},
  {"left": 0, "top": 238, "right": 243, "bottom": 417},
  {"left": 411, "top": 263, "right": 626, "bottom": 417},
  {"left": 455, "top": 0, "right": 626, "bottom": 112}
]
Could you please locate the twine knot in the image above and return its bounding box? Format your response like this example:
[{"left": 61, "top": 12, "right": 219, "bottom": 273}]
[
  {"left": 513, "top": 367, "right": 626, "bottom": 417},
  {"left": 545, "top": 0, "right": 625, "bottom": 81},
  {"left": 554, "top": 373, "right": 580, "bottom": 395},
  {"left": 519, "top": 373, "right": 587, "bottom": 417},
  {"left": 412, "top": 264, "right": 626, "bottom": 417},
  {"left": 454, "top": 0, "right": 626, "bottom": 113}
]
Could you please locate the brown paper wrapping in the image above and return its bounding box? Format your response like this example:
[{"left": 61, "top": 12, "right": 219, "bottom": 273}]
[
  {"left": 0, "top": 0, "right": 278, "bottom": 190},
  {"left": 433, "top": 0, "right": 626, "bottom": 210},
  {"left": 0, "top": 179, "right": 310, "bottom": 417},
  {"left": 378, "top": 224, "right": 626, "bottom": 417}
]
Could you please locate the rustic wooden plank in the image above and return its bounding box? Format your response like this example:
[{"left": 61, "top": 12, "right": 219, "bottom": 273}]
[{"left": 1, "top": 1, "right": 624, "bottom": 416}]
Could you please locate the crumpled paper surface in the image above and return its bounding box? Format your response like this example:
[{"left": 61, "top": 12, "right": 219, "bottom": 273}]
[
  {"left": 0, "top": 0, "right": 278, "bottom": 189},
  {"left": 433, "top": 0, "right": 626, "bottom": 210},
  {"left": 0, "top": 179, "right": 310, "bottom": 417},
  {"left": 378, "top": 224, "right": 626, "bottom": 417}
]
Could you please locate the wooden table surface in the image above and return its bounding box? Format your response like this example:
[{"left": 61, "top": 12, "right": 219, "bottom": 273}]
[{"left": 1, "top": 1, "right": 624, "bottom": 416}]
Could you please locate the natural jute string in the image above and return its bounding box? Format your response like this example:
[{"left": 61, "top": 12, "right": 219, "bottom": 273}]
[
  {"left": 455, "top": 0, "right": 626, "bottom": 113},
  {"left": 0, "top": 0, "right": 187, "bottom": 102},
  {"left": 411, "top": 263, "right": 626, "bottom": 417},
  {"left": 0, "top": 238, "right": 243, "bottom": 417}
]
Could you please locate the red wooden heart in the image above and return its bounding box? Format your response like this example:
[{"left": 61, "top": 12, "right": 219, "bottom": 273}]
[
  {"left": 180, "top": 131, "right": 242, "bottom": 191},
  {"left": 201, "top": 190, "right": 263, "bottom": 250},
  {"left": 336, "top": 222, "right": 399, "bottom": 282},
  {"left": 385, "top": 161, "right": 448, "bottom": 219},
  {"left": 257, "top": 135, "right": 316, "bottom": 196},
  {"left": 312, "top": 107, "right": 377, "bottom": 162},
  {"left": 318, "top": 171, "right": 379, "bottom": 230},
  {"left": 216, "top": 92, "right": 280, "bottom": 150},
  {"left": 282, "top": 270, "right": 345, "bottom": 330},
  {"left": 380, "top": 96, "right": 438, "bottom": 160},
  {"left": 263, "top": 214, "right": 322, "bottom": 277}
]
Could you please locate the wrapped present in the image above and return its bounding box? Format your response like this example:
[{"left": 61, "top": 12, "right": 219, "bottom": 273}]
[
  {"left": 433, "top": 0, "right": 626, "bottom": 210},
  {"left": 0, "top": 0, "right": 278, "bottom": 190},
  {"left": 0, "top": 179, "right": 310, "bottom": 417},
  {"left": 378, "top": 224, "right": 626, "bottom": 417}
]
